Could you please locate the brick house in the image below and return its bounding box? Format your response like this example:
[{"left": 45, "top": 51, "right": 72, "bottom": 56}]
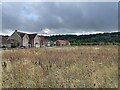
[
  {"left": 9, "top": 30, "right": 29, "bottom": 47},
  {"left": 42, "top": 39, "right": 54, "bottom": 47},
  {"left": 54, "top": 40, "right": 70, "bottom": 46},
  {"left": 28, "top": 34, "right": 40, "bottom": 48},
  {"left": 39, "top": 36, "right": 45, "bottom": 47}
]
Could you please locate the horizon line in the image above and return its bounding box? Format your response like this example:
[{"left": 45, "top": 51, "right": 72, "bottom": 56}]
[{"left": 0, "top": 31, "right": 119, "bottom": 36}]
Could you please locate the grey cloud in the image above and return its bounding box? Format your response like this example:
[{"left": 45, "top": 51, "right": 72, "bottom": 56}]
[{"left": 2, "top": 2, "right": 118, "bottom": 35}]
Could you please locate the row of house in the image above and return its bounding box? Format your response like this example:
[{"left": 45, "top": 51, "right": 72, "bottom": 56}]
[{"left": 0, "top": 30, "right": 70, "bottom": 48}]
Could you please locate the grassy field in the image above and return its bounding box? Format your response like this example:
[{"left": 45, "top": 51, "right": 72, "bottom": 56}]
[{"left": 2, "top": 45, "right": 118, "bottom": 88}]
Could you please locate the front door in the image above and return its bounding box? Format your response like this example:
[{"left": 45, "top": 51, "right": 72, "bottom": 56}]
[{"left": 35, "top": 43, "right": 40, "bottom": 48}]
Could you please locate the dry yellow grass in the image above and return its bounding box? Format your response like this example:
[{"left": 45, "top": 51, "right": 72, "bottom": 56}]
[{"left": 2, "top": 45, "right": 118, "bottom": 88}]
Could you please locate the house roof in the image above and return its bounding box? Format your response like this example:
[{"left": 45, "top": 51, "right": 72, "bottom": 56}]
[
  {"left": 39, "top": 36, "right": 45, "bottom": 40},
  {"left": 56, "top": 40, "right": 66, "bottom": 43},
  {"left": 17, "top": 32, "right": 26, "bottom": 38},
  {"left": 15, "top": 30, "right": 38, "bottom": 40},
  {"left": 39, "top": 35, "right": 44, "bottom": 38},
  {"left": 27, "top": 34, "right": 37, "bottom": 40}
]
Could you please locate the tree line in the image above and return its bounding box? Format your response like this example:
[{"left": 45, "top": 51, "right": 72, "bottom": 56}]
[{"left": 46, "top": 32, "right": 120, "bottom": 45}]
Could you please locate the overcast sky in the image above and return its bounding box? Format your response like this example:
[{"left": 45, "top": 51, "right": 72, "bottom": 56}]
[{"left": 1, "top": 2, "right": 118, "bottom": 35}]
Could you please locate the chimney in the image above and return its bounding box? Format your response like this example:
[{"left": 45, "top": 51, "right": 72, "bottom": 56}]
[{"left": 15, "top": 30, "right": 17, "bottom": 32}]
